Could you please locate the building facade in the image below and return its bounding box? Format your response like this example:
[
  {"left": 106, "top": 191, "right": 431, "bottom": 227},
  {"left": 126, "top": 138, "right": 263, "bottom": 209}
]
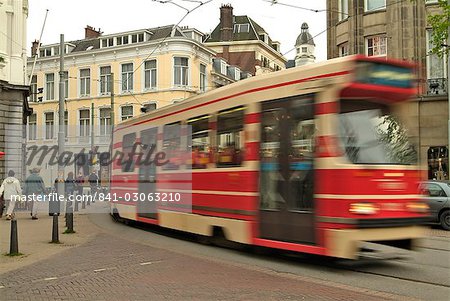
[
  {"left": 0, "top": 0, "right": 31, "bottom": 182},
  {"left": 326, "top": 0, "right": 448, "bottom": 179},
  {"left": 26, "top": 25, "right": 220, "bottom": 185},
  {"left": 205, "top": 4, "right": 287, "bottom": 75}
]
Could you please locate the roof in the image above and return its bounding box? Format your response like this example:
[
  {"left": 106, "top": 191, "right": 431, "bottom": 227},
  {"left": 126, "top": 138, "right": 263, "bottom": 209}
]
[
  {"left": 295, "top": 23, "right": 315, "bottom": 46},
  {"left": 41, "top": 25, "right": 181, "bottom": 54},
  {"left": 205, "top": 15, "right": 273, "bottom": 44}
]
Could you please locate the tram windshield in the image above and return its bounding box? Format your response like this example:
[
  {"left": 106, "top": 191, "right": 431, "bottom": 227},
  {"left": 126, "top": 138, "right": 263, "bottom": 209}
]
[{"left": 339, "top": 99, "right": 417, "bottom": 165}]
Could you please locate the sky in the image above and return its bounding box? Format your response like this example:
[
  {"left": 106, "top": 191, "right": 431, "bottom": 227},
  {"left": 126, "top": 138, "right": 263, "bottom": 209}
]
[{"left": 26, "top": 0, "right": 327, "bottom": 62}]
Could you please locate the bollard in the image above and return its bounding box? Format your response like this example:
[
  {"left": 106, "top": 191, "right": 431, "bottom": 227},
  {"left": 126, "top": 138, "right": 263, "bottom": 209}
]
[
  {"left": 51, "top": 214, "right": 59, "bottom": 243},
  {"left": 66, "top": 212, "right": 74, "bottom": 233},
  {"left": 9, "top": 219, "right": 19, "bottom": 255}
]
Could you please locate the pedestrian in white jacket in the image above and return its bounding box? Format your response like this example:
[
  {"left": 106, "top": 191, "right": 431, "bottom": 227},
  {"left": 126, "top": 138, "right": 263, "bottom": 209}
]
[{"left": 0, "top": 170, "right": 22, "bottom": 220}]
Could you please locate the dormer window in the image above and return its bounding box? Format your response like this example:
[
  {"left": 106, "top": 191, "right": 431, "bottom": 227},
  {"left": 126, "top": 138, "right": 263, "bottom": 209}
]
[
  {"left": 101, "top": 38, "right": 114, "bottom": 48},
  {"left": 132, "top": 34, "right": 138, "bottom": 43},
  {"left": 139, "top": 33, "right": 144, "bottom": 42},
  {"left": 220, "top": 60, "right": 228, "bottom": 75},
  {"left": 259, "top": 33, "right": 268, "bottom": 43},
  {"left": 234, "top": 24, "right": 249, "bottom": 33}
]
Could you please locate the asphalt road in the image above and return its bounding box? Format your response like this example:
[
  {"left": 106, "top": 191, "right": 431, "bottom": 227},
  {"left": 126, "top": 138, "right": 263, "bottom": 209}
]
[{"left": 89, "top": 207, "right": 450, "bottom": 301}]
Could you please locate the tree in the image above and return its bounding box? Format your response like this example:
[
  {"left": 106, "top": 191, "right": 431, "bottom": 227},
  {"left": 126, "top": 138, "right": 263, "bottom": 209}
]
[{"left": 428, "top": 0, "right": 450, "bottom": 56}]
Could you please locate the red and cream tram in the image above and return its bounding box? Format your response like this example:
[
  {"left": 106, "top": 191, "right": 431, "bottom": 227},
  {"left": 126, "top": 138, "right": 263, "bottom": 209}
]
[{"left": 110, "top": 55, "right": 428, "bottom": 259}]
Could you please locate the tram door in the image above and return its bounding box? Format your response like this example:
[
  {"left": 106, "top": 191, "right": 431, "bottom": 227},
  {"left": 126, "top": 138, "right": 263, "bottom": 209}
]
[
  {"left": 137, "top": 127, "right": 158, "bottom": 219},
  {"left": 259, "top": 96, "right": 315, "bottom": 244}
]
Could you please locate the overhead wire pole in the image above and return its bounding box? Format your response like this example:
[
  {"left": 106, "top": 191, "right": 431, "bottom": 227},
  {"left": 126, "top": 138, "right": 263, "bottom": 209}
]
[
  {"left": 109, "top": 73, "right": 115, "bottom": 193},
  {"left": 57, "top": 34, "right": 65, "bottom": 211}
]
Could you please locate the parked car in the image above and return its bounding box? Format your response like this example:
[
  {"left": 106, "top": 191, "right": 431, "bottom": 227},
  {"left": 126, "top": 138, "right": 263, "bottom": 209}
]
[{"left": 419, "top": 181, "right": 450, "bottom": 230}]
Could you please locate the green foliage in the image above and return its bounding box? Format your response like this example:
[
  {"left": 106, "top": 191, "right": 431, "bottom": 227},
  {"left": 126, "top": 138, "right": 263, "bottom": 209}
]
[
  {"left": 377, "top": 116, "right": 417, "bottom": 164},
  {"left": 428, "top": 0, "right": 450, "bottom": 57}
]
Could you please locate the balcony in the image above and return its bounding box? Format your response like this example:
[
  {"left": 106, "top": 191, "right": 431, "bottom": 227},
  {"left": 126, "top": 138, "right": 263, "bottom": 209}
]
[{"left": 427, "top": 78, "right": 447, "bottom": 96}]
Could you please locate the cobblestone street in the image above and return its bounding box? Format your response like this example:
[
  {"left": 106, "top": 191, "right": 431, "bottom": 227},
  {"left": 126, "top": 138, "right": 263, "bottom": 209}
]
[{"left": 1, "top": 231, "right": 402, "bottom": 301}]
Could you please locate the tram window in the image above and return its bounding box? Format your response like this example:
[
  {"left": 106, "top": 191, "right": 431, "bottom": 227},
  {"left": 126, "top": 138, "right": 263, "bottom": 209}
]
[
  {"left": 163, "top": 122, "right": 181, "bottom": 170},
  {"left": 188, "top": 115, "right": 211, "bottom": 169},
  {"left": 290, "top": 97, "right": 314, "bottom": 210},
  {"left": 122, "top": 133, "right": 136, "bottom": 172},
  {"left": 216, "top": 106, "right": 244, "bottom": 167}
]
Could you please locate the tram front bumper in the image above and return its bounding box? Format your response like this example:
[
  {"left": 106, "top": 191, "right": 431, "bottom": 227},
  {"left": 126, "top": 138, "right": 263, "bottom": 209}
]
[{"left": 325, "top": 225, "right": 427, "bottom": 260}]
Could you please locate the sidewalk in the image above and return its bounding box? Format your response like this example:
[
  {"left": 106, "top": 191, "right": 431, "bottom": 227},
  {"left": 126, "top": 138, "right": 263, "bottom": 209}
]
[{"left": 0, "top": 210, "right": 99, "bottom": 274}]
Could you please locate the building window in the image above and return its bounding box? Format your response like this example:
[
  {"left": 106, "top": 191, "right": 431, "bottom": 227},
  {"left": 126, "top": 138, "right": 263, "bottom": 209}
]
[
  {"left": 62, "top": 71, "right": 68, "bottom": 99},
  {"left": 138, "top": 33, "right": 144, "bottom": 42},
  {"left": 121, "top": 105, "right": 133, "bottom": 121},
  {"left": 80, "top": 68, "right": 91, "bottom": 97},
  {"left": 30, "top": 75, "right": 37, "bottom": 102},
  {"left": 200, "top": 63, "right": 206, "bottom": 92},
  {"left": 79, "top": 109, "right": 90, "bottom": 137},
  {"left": 302, "top": 47, "right": 308, "bottom": 53},
  {"left": 144, "top": 60, "right": 157, "bottom": 90},
  {"left": 174, "top": 57, "right": 189, "bottom": 87},
  {"left": 45, "top": 73, "right": 55, "bottom": 100},
  {"left": 338, "top": 0, "right": 349, "bottom": 21},
  {"left": 365, "top": 0, "right": 386, "bottom": 12},
  {"left": 426, "top": 30, "right": 447, "bottom": 79},
  {"left": 217, "top": 106, "right": 244, "bottom": 167},
  {"left": 339, "top": 42, "right": 349, "bottom": 57},
  {"left": 142, "top": 102, "right": 157, "bottom": 113},
  {"left": 28, "top": 113, "right": 37, "bottom": 140},
  {"left": 100, "top": 66, "right": 111, "bottom": 95},
  {"left": 234, "top": 24, "right": 250, "bottom": 33},
  {"left": 426, "top": 30, "right": 447, "bottom": 95},
  {"left": 121, "top": 63, "right": 134, "bottom": 92},
  {"left": 99, "top": 108, "right": 111, "bottom": 136},
  {"left": 366, "top": 36, "right": 387, "bottom": 57},
  {"left": 101, "top": 38, "right": 113, "bottom": 48},
  {"left": 45, "top": 112, "right": 54, "bottom": 139},
  {"left": 220, "top": 60, "right": 228, "bottom": 75}
]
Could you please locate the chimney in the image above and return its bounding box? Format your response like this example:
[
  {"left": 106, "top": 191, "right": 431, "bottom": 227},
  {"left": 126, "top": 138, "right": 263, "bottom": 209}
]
[
  {"left": 220, "top": 4, "right": 233, "bottom": 41},
  {"left": 31, "top": 40, "right": 40, "bottom": 56},
  {"left": 85, "top": 25, "right": 102, "bottom": 39}
]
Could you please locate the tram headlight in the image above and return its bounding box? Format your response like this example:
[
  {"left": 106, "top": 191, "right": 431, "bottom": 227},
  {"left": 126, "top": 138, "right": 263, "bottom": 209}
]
[
  {"left": 349, "top": 202, "right": 379, "bottom": 215},
  {"left": 406, "top": 202, "right": 429, "bottom": 213}
]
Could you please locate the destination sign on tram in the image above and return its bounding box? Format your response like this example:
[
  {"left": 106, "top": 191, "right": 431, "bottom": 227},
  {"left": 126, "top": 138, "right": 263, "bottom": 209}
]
[{"left": 354, "top": 61, "right": 414, "bottom": 89}]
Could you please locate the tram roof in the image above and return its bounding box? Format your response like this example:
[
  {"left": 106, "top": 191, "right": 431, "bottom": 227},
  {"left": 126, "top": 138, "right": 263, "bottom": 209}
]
[{"left": 116, "top": 55, "right": 414, "bottom": 130}]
